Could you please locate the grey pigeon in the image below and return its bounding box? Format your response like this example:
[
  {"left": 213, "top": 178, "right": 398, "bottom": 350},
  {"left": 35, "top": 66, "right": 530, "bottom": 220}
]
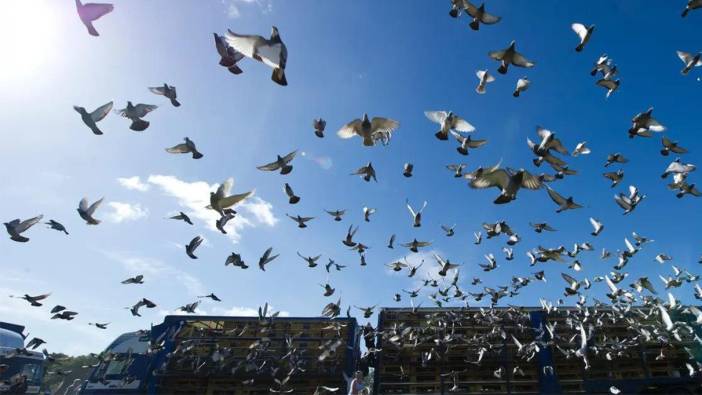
[
  {"left": 257, "top": 150, "right": 297, "bottom": 174},
  {"left": 116, "top": 101, "right": 157, "bottom": 131},
  {"left": 45, "top": 220, "right": 69, "bottom": 235},
  {"left": 148, "top": 83, "right": 180, "bottom": 107},
  {"left": 4, "top": 215, "right": 43, "bottom": 242},
  {"left": 77, "top": 197, "right": 103, "bottom": 225},
  {"left": 185, "top": 236, "right": 203, "bottom": 259},
  {"left": 488, "top": 41, "right": 535, "bottom": 74},
  {"left": 75, "top": 0, "right": 113, "bottom": 36},
  {"left": 74, "top": 102, "right": 113, "bottom": 135},
  {"left": 225, "top": 26, "right": 287, "bottom": 86},
  {"left": 166, "top": 137, "right": 203, "bottom": 159},
  {"left": 214, "top": 32, "right": 245, "bottom": 74}
]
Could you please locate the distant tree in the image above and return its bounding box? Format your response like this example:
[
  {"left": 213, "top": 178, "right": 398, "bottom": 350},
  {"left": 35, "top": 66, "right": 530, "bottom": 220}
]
[{"left": 42, "top": 353, "right": 100, "bottom": 394}]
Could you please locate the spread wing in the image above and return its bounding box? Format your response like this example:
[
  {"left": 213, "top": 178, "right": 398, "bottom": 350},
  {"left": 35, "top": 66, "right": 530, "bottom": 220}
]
[
  {"left": 133, "top": 104, "right": 157, "bottom": 117},
  {"left": 470, "top": 169, "right": 509, "bottom": 189},
  {"left": 281, "top": 150, "right": 297, "bottom": 163},
  {"left": 488, "top": 49, "right": 506, "bottom": 61},
  {"left": 219, "top": 191, "right": 252, "bottom": 209},
  {"left": 148, "top": 87, "right": 166, "bottom": 96},
  {"left": 520, "top": 171, "right": 542, "bottom": 189},
  {"left": 512, "top": 51, "right": 535, "bottom": 68},
  {"left": 337, "top": 119, "right": 361, "bottom": 139},
  {"left": 17, "top": 215, "right": 43, "bottom": 233},
  {"left": 87, "top": 198, "right": 104, "bottom": 215},
  {"left": 80, "top": 2, "right": 114, "bottom": 21},
  {"left": 481, "top": 11, "right": 501, "bottom": 24},
  {"left": 424, "top": 111, "right": 447, "bottom": 125},
  {"left": 166, "top": 143, "right": 190, "bottom": 154},
  {"left": 452, "top": 117, "right": 475, "bottom": 132},
  {"left": 571, "top": 23, "right": 588, "bottom": 41},
  {"left": 257, "top": 160, "right": 281, "bottom": 171},
  {"left": 90, "top": 101, "right": 113, "bottom": 122},
  {"left": 225, "top": 31, "right": 265, "bottom": 59},
  {"left": 370, "top": 117, "right": 400, "bottom": 134},
  {"left": 546, "top": 187, "right": 567, "bottom": 205}
]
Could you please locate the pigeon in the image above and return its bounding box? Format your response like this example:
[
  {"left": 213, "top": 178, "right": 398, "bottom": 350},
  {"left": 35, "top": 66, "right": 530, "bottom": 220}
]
[
  {"left": 178, "top": 301, "right": 200, "bottom": 314},
  {"left": 529, "top": 222, "right": 556, "bottom": 233},
  {"left": 116, "top": 102, "right": 157, "bottom": 131},
  {"left": 448, "top": 0, "right": 464, "bottom": 17},
  {"left": 169, "top": 212, "right": 193, "bottom": 225},
  {"left": 475, "top": 70, "right": 495, "bottom": 94},
  {"left": 297, "top": 252, "right": 321, "bottom": 268},
  {"left": 406, "top": 200, "right": 427, "bottom": 227},
  {"left": 121, "top": 275, "right": 144, "bottom": 285},
  {"left": 198, "top": 293, "right": 222, "bottom": 302},
  {"left": 572, "top": 142, "right": 591, "bottom": 156},
  {"left": 628, "top": 107, "right": 665, "bottom": 138},
  {"left": 128, "top": 298, "right": 156, "bottom": 317},
  {"left": 614, "top": 185, "right": 645, "bottom": 215},
  {"left": 661, "top": 137, "right": 688, "bottom": 156},
  {"left": 325, "top": 259, "right": 345, "bottom": 273},
  {"left": 571, "top": 23, "right": 594, "bottom": 52},
  {"left": 661, "top": 158, "right": 696, "bottom": 179},
  {"left": 215, "top": 209, "right": 236, "bottom": 234},
  {"left": 447, "top": 164, "right": 467, "bottom": 177},
  {"left": 89, "top": 322, "right": 110, "bottom": 329},
  {"left": 402, "top": 238, "right": 432, "bottom": 253},
  {"left": 603, "top": 170, "right": 624, "bottom": 188},
  {"left": 468, "top": 167, "right": 542, "bottom": 204},
  {"left": 313, "top": 118, "right": 326, "bottom": 138},
  {"left": 342, "top": 225, "right": 358, "bottom": 247},
  {"left": 50, "top": 305, "right": 66, "bottom": 314},
  {"left": 338, "top": 114, "right": 400, "bottom": 146},
  {"left": 257, "top": 150, "right": 298, "bottom": 174},
  {"left": 286, "top": 214, "right": 314, "bottom": 228},
  {"left": 75, "top": 0, "right": 113, "bottom": 37},
  {"left": 325, "top": 209, "right": 346, "bottom": 222},
  {"left": 26, "top": 338, "right": 46, "bottom": 350},
  {"left": 225, "top": 252, "right": 248, "bottom": 269},
  {"left": 165, "top": 137, "right": 203, "bottom": 159},
  {"left": 351, "top": 162, "right": 377, "bottom": 182},
  {"left": 605, "top": 153, "right": 628, "bottom": 167},
  {"left": 77, "top": 197, "right": 103, "bottom": 225},
  {"left": 258, "top": 247, "right": 279, "bottom": 271},
  {"left": 52, "top": 311, "right": 78, "bottom": 321},
  {"left": 363, "top": 207, "right": 376, "bottom": 222},
  {"left": 4, "top": 215, "right": 43, "bottom": 242},
  {"left": 655, "top": 254, "right": 672, "bottom": 264},
  {"left": 388, "top": 234, "right": 396, "bottom": 249},
  {"left": 450, "top": 131, "right": 487, "bottom": 155},
  {"left": 213, "top": 32, "right": 245, "bottom": 74},
  {"left": 441, "top": 224, "right": 455, "bottom": 237},
  {"left": 589, "top": 217, "right": 604, "bottom": 236},
  {"left": 185, "top": 236, "right": 203, "bottom": 259},
  {"left": 676, "top": 182, "right": 701, "bottom": 198},
  {"left": 488, "top": 41, "right": 535, "bottom": 74},
  {"left": 225, "top": 26, "right": 287, "bottom": 86},
  {"left": 527, "top": 127, "right": 569, "bottom": 168},
  {"left": 462, "top": 1, "right": 501, "bottom": 30},
  {"left": 12, "top": 293, "right": 51, "bottom": 307},
  {"left": 513, "top": 77, "right": 530, "bottom": 97},
  {"left": 148, "top": 83, "right": 180, "bottom": 107},
  {"left": 596, "top": 78, "right": 620, "bottom": 98},
  {"left": 74, "top": 102, "right": 113, "bottom": 135},
  {"left": 682, "top": 0, "right": 702, "bottom": 17},
  {"left": 387, "top": 260, "right": 407, "bottom": 272},
  {"left": 677, "top": 50, "right": 702, "bottom": 75},
  {"left": 320, "top": 283, "right": 336, "bottom": 297},
  {"left": 424, "top": 111, "right": 475, "bottom": 140},
  {"left": 434, "top": 254, "right": 460, "bottom": 276},
  {"left": 546, "top": 186, "right": 582, "bottom": 213},
  {"left": 591, "top": 54, "right": 610, "bottom": 76},
  {"left": 44, "top": 219, "right": 69, "bottom": 235},
  {"left": 208, "top": 178, "right": 252, "bottom": 216},
  {"left": 284, "top": 183, "right": 300, "bottom": 204},
  {"left": 321, "top": 299, "right": 341, "bottom": 318},
  {"left": 402, "top": 163, "right": 414, "bottom": 177}
]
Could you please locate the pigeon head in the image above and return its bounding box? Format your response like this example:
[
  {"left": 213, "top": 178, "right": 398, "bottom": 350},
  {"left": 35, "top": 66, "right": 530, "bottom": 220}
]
[
  {"left": 508, "top": 40, "right": 516, "bottom": 49},
  {"left": 270, "top": 26, "right": 280, "bottom": 39}
]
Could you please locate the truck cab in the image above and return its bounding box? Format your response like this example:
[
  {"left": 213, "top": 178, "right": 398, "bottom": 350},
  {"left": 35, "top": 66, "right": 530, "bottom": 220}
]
[
  {"left": 81, "top": 331, "right": 152, "bottom": 394},
  {"left": 0, "top": 323, "right": 45, "bottom": 395}
]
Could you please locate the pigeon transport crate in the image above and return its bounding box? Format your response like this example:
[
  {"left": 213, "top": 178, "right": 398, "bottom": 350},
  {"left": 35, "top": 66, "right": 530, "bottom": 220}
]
[
  {"left": 372, "top": 307, "right": 702, "bottom": 395},
  {"left": 149, "top": 315, "right": 360, "bottom": 394}
]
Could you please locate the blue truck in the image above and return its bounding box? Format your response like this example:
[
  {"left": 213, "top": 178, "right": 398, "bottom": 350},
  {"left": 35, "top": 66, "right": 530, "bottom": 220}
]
[
  {"left": 81, "top": 315, "right": 360, "bottom": 394},
  {"left": 0, "top": 322, "right": 46, "bottom": 395}
]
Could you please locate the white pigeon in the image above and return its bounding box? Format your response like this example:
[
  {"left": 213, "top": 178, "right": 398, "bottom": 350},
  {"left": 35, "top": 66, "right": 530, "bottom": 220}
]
[
  {"left": 424, "top": 111, "right": 475, "bottom": 140},
  {"left": 475, "top": 70, "right": 495, "bottom": 94},
  {"left": 571, "top": 23, "right": 595, "bottom": 52},
  {"left": 677, "top": 50, "right": 702, "bottom": 75},
  {"left": 225, "top": 26, "right": 288, "bottom": 86},
  {"left": 572, "top": 142, "right": 591, "bottom": 156},
  {"left": 488, "top": 41, "right": 535, "bottom": 74},
  {"left": 338, "top": 114, "right": 399, "bottom": 146},
  {"left": 661, "top": 158, "right": 696, "bottom": 179},
  {"left": 513, "top": 77, "right": 530, "bottom": 97},
  {"left": 589, "top": 217, "right": 603, "bottom": 236},
  {"left": 75, "top": 0, "right": 114, "bottom": 37}
]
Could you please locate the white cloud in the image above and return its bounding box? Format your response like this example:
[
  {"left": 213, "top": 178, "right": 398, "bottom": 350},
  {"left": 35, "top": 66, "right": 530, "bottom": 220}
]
[
  {"left": 106, "top": 201, "right": 148, "bottom": 223},
  {"left": 117, "top": 176, "right": 150, "bottom": 192},
  {"left": 147, "top": 174, "right": 277, "bottom": 243},
  {"left": 212, "top": 305, "right": 290, "bottom": 317},
  {"left": 222, "top": 0, "right": 272, "bottom": 18}
]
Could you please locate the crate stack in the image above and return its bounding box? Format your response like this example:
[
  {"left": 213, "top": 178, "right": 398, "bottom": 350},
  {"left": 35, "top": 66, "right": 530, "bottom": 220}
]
[{"left": 152, "top": 316, "right": 359, "bottom": 394}]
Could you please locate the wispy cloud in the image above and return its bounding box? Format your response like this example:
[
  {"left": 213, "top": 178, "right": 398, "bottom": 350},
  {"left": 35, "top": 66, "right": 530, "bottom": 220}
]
[
  {"left": 145, "top": 174, "right": 277, "bottom": 243},
  {"left": 117, "top": 176, "right": 150, "bottom": 192},
  {"left": 301, "top": 151, "right": 333, "bottom": 170},
  {"left": 106, "top": 201, "right": 149, "bottom": 223},
  {"left": 222, "top": 0, "right": 273, "bottom": 19}
]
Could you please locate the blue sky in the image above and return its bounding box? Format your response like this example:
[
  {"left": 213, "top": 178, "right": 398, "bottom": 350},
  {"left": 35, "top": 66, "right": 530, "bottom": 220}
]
[{"left": 1, "top": 0, "right": 701, "bottom": 355}]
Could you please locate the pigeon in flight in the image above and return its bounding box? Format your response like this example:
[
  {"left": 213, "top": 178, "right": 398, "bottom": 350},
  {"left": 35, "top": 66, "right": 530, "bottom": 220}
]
[
  {"left": 424, "top": 111, "right": 475, "bottom": 140},
  {"left": 45, "top": 220, "right": 69, "bottom": 235},
  {"left": 11, "top": 293, "right": 51, "bottom": 307},
  {"left": 589, "top": 217, "right": 604, "bottom": 236},
  {"left": 403, "top": 163, "right": 414, "bottom": 178},
  {"left": 450, "top": 131, "right": 487, "bottom": 155},
  {"left": 297, "top": 252, "right": 321, "bottom": 268},
  {"left": 198, "top": 293, "right": 222, "bottom": 302},
  {"left": 185, "top": 236, "right": 203, "bottom": 259},
  {"left": 225, "top": 252, "right": 248, "bottom": 269},
  {"left": 605, "top": 153, "right": 628, "bottom": 167},
  {"left": 208, "top": 178, "right": 252, "bottom": 216},
  {"left": 258, "top": 247, "right": 279, "bottom": 271},
  {"left": 489, "top": 41, "right": 535, "bottom": 74},
  {"left": 351, "top": 162, "right": 377, "bottom": 182},
  {"left": 166, "top": 137, "right": 203, "bottom": 159},
  {"left": 313, "top": 118, "right": 326, "bottom": 138},
  {"left": 597, "top": 78, "right": 620, "bottom": 98},
  {"left": 546, "top": 186, "right": 583, "bottom": 213},
  {"left": 571, "top": 23, "right": 595, "bottom": 52},
  {"left": 4, "top": 215, "right": 43, "bottom": 242},
  {"left": 286, "top": 214, "right": 314, "bottom": 228},
  {"left": 468, "top": 167, "right": 542, "bottom": 204},
  {"left": 75, "top": 0, "right": 113, "bottom": 37},
  {"left": 170, "top": 212, "right": 193, "bottom": 225},
  {"left": 677, "top": 50, "right": 702, "bottom": 75},
  {"left": 572, "top": 142, "right": 591, "bottom": 156},
  {"left": 603, "top": 169, "right": 624, "bottom": 188},
  {"left": 660, "top": 137, "right": 688, "bottom": 156},
  {"left": 475, "top": 70, "right": 495, "bottom": 94},
  {"left": 121, "top": 275, "right": 144, "bottom": 285},
  {"left": 462, "top": 1, "right": 501, "bottom": 30},
  {"left": 628, "top": 107, "right": 665, "bottom": 138},
  {"left": 406, "top": 200, "right": 427, "bottom": 227},
  {"left": 284, "top": 183, "right": 300, "bottom": 204},
  {"left": 116, "top": 102, "right": 157, "bottom": 131},
  {"left": 325, "top": 209, "right": 346, "bottom": 222},
  {"left": 614, "top": 185, "right": 645, "bottom": 215},
  {"left": 77, "top": 197, "right": 103, "bottom": 225},
  {"left": 513, "top": 77, "right": 530, "bottom": 97},
  {"left": 257, "top": 150, "right": 297, "bottom": 175},
  {"left": 682, "top": 0, "right": 702, "bottom": 17},
  {"left": 225, "top": 26, "right": 288, "bottom": 86},
  {"left": 213, "top": 32, "right": 245, "bottom": 74},
  {"left": 89, "top": 322, "right": 110, "bottom": 329},
  {"left": 529, "top": 222, "right": 556, "bottom": 233},
  {"left": 74, "top": 102, "right": 113, "bottom": 135},
  {"left": 363, "top": 207, "right": 376, "bottom": 222},
  {"left": 148, "top": 83, "right": 180, "bottom": 107},
  {"left": 338, "top": 114, "right": 399, "bottom": 146},
  {"left": 178, "top": 301, "right": 200, "bottom": 314}
]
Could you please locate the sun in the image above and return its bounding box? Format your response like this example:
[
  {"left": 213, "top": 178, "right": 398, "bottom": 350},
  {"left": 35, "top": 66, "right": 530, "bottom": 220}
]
[{"left": 0, "top": 0, "right": 59, "bottom": 85}]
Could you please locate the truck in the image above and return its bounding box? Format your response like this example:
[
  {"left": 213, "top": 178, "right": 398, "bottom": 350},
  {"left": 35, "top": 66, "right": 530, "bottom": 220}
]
[
  {"left": 81, "top": 314, "right": 360, "bottom": 394},
  {"left": 0, "top": 322, "right": 46, "bottom": 395}
]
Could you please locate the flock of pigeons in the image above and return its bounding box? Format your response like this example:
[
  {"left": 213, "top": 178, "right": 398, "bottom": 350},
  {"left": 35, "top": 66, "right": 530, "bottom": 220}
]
[{"left": 4, "top": 0, "right": 702, "bottom": 393}]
